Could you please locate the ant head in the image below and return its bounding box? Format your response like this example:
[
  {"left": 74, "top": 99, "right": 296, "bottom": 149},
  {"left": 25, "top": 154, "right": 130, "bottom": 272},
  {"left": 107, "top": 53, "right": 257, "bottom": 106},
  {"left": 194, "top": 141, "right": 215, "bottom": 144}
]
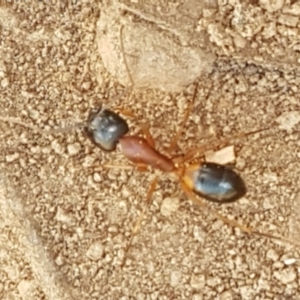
[{"left": 84, "top": 108, "right": 129, "bottom": 151}]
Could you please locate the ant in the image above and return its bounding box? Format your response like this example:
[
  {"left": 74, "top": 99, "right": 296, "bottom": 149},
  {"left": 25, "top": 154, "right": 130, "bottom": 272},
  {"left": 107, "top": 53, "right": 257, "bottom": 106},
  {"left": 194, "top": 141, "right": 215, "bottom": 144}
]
[
  {"left": 85, "top": 87, "right": 246, "bottom": 203},
  {"left": 82, "top": 84, "right": 296, "bottom": 266},
  {"left": 0, "top": 84, "right": 298, "bottom": 267},
  {"left": 1, "top": 78, "right": 298, "bottom": 263}
]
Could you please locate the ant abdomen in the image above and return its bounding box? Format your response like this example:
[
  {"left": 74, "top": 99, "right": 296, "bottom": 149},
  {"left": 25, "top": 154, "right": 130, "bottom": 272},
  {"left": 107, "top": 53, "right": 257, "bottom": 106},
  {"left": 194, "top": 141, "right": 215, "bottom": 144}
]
[
  {"left": 183, "top": 162, "right": 246, "bottom": 203},
  {"left": 85, "top": 108, "right": 129, "bottom": 151}
]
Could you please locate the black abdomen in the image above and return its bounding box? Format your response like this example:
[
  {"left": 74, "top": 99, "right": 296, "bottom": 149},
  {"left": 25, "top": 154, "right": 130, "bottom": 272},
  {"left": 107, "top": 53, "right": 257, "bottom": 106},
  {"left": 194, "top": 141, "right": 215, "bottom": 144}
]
[{"left": 193, "top": 163, "right": 246, "bottom": 203}]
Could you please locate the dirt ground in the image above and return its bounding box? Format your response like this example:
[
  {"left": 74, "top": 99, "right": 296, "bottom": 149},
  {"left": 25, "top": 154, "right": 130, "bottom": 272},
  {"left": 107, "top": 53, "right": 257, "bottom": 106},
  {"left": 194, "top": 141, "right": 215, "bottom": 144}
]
[{"left": 1, "top": 1, "right": 300, "bottom": 300}]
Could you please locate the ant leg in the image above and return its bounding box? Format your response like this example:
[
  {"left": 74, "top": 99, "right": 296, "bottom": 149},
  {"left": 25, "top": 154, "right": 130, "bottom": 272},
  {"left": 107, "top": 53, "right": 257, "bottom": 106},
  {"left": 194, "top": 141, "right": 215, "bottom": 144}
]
[
  {"left": 167, "top": 83, "right": 199, "bottom": 153},
  {"left": 182, "top": 126, "right": 271, "bottom": 164},
  {"left": 181, "top": 181, "right": 252, "bottom": 233},
  {"left": 139, "top": 122, "right": 155, "bottom": 148},
  {"left": 114, "top": 108, "right": 136, "bottom": 119},
  {"left": 120, "top": 110, "right": 155, "bottom": 147},
  {"left": 102, "top": 163, "right": 148, "bottom": 173},
  {"left": 121, "top": 176, "right": 158, "bottom": 267},
  {"left": 96, "top": 164, "right": 133, "bottom": 170},
  {"left": 181, "top": 181, "right": 300, "bottom": 247},
  {"left": 109, "top": 107, "right": 155, "bottom": 148}
]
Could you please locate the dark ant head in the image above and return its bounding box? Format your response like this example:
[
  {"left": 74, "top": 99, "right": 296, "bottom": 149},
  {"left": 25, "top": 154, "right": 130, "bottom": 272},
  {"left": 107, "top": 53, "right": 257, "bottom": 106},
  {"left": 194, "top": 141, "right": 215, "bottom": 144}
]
[{"left": 84, "top": 108, "right": 129, "bottom": 151}]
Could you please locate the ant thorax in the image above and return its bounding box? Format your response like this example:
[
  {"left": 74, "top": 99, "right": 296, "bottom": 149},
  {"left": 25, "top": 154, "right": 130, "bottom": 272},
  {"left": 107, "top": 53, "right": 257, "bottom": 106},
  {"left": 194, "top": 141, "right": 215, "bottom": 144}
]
[{"left": 85, "top": 108, "right": 129, "bottom": 151}]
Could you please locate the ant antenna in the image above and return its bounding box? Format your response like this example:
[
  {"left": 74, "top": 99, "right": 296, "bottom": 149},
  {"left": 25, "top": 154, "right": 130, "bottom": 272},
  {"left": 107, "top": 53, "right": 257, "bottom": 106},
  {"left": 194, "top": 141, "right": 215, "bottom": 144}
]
[
  {"left": 93, "top": 24, "right": 135, "bottom": 118},
  {"left": 120, "top": 24, "right": 134, "bottom": 87},
  {"left": 0, "top": 116, "right": 85, "bottom": 134}
]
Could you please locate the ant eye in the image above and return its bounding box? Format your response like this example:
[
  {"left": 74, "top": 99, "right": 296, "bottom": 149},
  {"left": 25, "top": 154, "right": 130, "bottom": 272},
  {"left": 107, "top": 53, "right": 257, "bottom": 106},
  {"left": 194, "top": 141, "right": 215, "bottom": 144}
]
[{"left": 85, "top": 109, "right": 129, "bottom": 151}]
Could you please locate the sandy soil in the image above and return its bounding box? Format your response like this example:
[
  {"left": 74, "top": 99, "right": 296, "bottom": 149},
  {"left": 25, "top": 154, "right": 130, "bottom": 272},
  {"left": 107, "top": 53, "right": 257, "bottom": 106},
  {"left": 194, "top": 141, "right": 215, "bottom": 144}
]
[{"left": 1, "top": 1, "right": 300, "bottom": 300}]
